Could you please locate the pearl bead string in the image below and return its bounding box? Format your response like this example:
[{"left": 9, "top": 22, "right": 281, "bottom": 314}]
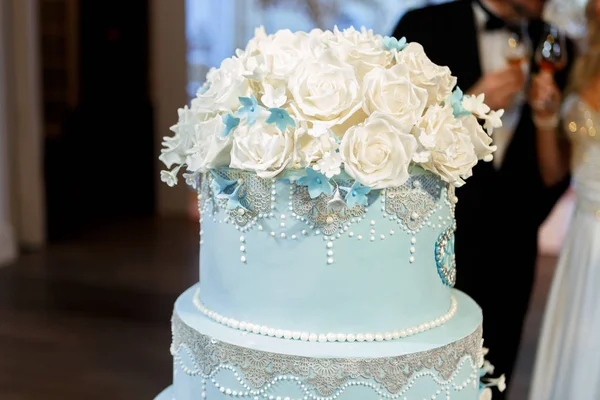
[
  {"left": 172, "top": 344, "right": 478, "bottom": 400},
  {"left": 192, "top": 289, "right": 458, "bottom": 343}
]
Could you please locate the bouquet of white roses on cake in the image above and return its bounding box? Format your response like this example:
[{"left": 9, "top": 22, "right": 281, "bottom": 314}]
[{"left": 160, "top": 26, "right": 503, "bottom": 190}]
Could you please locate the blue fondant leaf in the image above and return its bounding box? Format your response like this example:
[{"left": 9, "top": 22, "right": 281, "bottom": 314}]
[
  {"left": 221, "top": 113, "right": 240, "bottom": 137},
  {"left": 383, "top": 36, "right": 408, "bottom": 51},
  {"left": 210, "top": 170, "right": 238, "bottom": 195},
  {"left": 448, "top": 86, "right": 471, "bottom": 118},
  {"left": 345, "top": 181, "right": 372, "bottom": 208},
  {"left": 266, "top": 108, "right": 296, "bottom": 132},
  {"left": 236, "top": 95, "right": 261, "bottom": 126},
  {"left": 219, "top": 184, "right": 246, "bottom": 210},
  {"left": 296, "top": 168, "right": 333, "bottom": 199}
]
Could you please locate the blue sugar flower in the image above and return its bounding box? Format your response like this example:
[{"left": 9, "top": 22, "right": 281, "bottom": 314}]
[
  {"left": 221, "top": 113, "right": 240, "bottom": 137},
  {"left": 382, "top": 36, "right": 407, "bottom": 52},
  {"left": 236, "top": 95, "right": 261, "bottom": 126},
  {"left": 297, "top": 168, "right": 333, "bottom": 199},
  {"left": 266, "top": 108, "right": 296, "bottom": 132},
  {"left": 210, "top": 170, "right": 238, "bottom": 195},
  {"left": 219, "top": 184, "right": 246, "bottom": 210},
  {"left": 345, "top": 181, "right": 372, "bottom": 208},
  {"left": 448, "top": 87, "right": 471, "bottom": 118}
]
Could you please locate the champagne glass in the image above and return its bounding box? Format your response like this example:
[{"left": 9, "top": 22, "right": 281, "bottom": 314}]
[
  {"left": 504, "top": 21, "right": 531, "bottom": 105},
  {"left": 504, "top": 21, "right": 532, "bottom": 69},
  {"left": 535, "top": 24, "right": 567, "bottom": 73}
]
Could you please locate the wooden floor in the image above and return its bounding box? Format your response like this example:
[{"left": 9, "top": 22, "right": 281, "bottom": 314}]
[{"left": 0, "top": 217, "right": 557, "bottom": 400}]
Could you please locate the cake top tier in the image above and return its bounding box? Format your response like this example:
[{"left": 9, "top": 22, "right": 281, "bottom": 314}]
[{"left": 159, "top": 26, "right": 501, "bottom": 190}]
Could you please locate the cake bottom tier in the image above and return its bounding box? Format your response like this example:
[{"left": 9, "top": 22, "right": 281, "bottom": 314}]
[{"left": 169, "top": 285, "right": 484, "bottom": 400}]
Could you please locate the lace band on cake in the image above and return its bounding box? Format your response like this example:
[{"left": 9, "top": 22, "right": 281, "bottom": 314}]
[
  {"left": 192, "top": 288, "right": 458, "bottom": 342},
  {"left": 199, "top": 168, "right": 452, "bottom": 236},
  {"left": 171, "top": 313, "right": 482, "bottom": 398}
]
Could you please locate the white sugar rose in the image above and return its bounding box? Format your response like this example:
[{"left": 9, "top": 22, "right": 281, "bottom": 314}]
[
  {"left": 159, "top": 106, "right": 201, "bottom": 169},
  {"left": 230, "top": 117, "right": 293, "bottom": 178},
  {"left": 340, "top": 112, "right": 417, "bottom": 189},
  {"left": 328, "top": 26, "right": 392, "bottom": 78},
  {"left": 459, "top": 114, "right": 497, "bottom": 162},
  {"left": 414, "top": 104, "right": 478, "bottom": 186},
  {"left": 193, "top": 57, "right": 250, "bottom": 113},
  {"left": 185, "top": 115, "right": 233, "bottom": 173},
  {"left": 289, "top": 50, "right": 363, "bottom": 128},
  {"left": 396, "top": 43, "right": 457, "bottom": 106},
  {"left": 362, "top": 63, "right": 428, "bottom": 126},
  {"left": 257, "top": 29, "right": 305, "bottom": 79}
]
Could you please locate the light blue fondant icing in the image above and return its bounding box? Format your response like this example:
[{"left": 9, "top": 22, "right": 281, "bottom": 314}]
[
  {"left": 178, "top": 285, "right": 480, "bottom": 357},
  {"left": 153, "top": 386, "right": 173, "bottom": 400},
  {"left": 170, "top": 285, "right": 483, "bottom": 400},
  {"left": 200, "top": 170, "right": 456, "bottom": 334}
]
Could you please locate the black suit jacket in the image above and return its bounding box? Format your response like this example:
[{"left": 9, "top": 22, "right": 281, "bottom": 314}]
[{"left": 393, "top": 0, "right": 574, "bottom": 245}]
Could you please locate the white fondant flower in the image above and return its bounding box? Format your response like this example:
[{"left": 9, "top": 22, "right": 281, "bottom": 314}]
[
  {"left": 414, "top": 104, "right": 478, "bottom": 186},
  {"left": 159, "top": 106, "right": 201, "bottom": 169},
  {"left": 395, "top": 43, "right": 457, "bottom": 106},
  {"left": 183, "top": 172, "right": 199, "bottom": 189},
  {"left": 243, "top": 28, "right": 310, "bottom": 82},
  {"left": 308, "top": 123, "right": 330, "bottom": 138},
  {"left": 340, "top": 112, "right": 417, "bottom": 189},
  {"left": 313, "top": 151, "right": 343, "bottom": 178},
  {"left": 193, "top": 57, "right": 250, "bottom": 113},
  {"left": 261, "top": 83, "right": 287, "bottom": 108},
  {"left": 160, "top": 168, "right": 179, "bottom": 187},
  {"left": 459, "top": 114, "right": 497, "bottom": 162},
  {"left": 413, "top": 150, "right": 431, "bottom": 163},
  {"left": 288, "top": 50, "right": 363, "bottom": 128},
  {"left": 483, "top": 109, "right": 504, "bottom": 135},
  {"left": 328, "top": 26, "right": 392, "bottom": 78},
  {"left": 362, "top": 63, "right": 428, "bottom": 125},
  {"left": 292, "top": 123, "right": 338, "bottom": 168},
  {"left": 482, "top": 360, "right": 495, "bottom": 375},
  {"left": 230, "top": 116, "right": 294, "bottom": 178},
  {"left": 185, "top": 115, "right": 234, "bottom": 173},
  {"left": 462, "top": 93, "right": 491, "bottom": 117},
  {"left": 479, "top": 388, "right": 493, "bottom": 400},
  {"left": 492, "top": 375, "right": 507, "bottom": 392}
]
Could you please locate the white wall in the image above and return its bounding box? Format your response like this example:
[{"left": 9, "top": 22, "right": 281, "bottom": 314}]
[{"left": 0, "top": 0, "right": 17, "bottom": 266}]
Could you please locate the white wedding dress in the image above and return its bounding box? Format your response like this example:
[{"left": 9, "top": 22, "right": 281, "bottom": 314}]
[{"left": 529, "top": 95, "right": 600, "bottom": 399}]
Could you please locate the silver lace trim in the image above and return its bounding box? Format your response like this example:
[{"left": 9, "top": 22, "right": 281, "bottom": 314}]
[
  {"left": 171, "top": 313, "right": 482, "bottom": 397},
  {"left": 292, "top": 182, "right": 366, "bottom": 236},
  {"left": 203, "top": 170, "right": 273, "bottom": 227},
  {"left": 199, "top": 169, "right": 450, "bottom": 236},
  {"left": 384, "top": 173, "right": 444, "bottom": 233}
]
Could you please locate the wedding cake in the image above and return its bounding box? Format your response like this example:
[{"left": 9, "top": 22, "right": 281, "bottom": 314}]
[{"left": 155, "top": 26, "right": 505, "bottom": 400}]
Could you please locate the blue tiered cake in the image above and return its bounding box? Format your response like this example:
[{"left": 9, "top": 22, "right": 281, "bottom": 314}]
[{"left": 156, "top": 26, "right": 506, "bottom": 400}]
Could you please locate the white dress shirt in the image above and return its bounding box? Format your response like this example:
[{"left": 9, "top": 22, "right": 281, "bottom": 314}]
[{"left": 472, "top": 1, "right": 530, "bottom": 169}]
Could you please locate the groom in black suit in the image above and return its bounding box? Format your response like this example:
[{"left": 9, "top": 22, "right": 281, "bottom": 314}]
[{"left": 393, "top": 0, "right": 574, "bottom": 397}]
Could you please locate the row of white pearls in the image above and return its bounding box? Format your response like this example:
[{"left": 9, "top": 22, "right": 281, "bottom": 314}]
[
  {"left": 174, "top": 353, "right": 478, "bottom": 400},
  {"left": 193, "top": 289, "right": 458, "bottom": 343},
  {"left": 240, "top": 236, "right": 247, "bottom": 263}
]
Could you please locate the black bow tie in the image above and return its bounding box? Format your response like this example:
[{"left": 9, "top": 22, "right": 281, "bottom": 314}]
[{"left": 475, "top": 0, "right": 518, "bottom": 32}]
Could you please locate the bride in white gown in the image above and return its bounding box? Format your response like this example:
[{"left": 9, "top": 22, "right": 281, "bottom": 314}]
[{"left": 529, "top": 1, "right": 600, "bottom": 398}]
